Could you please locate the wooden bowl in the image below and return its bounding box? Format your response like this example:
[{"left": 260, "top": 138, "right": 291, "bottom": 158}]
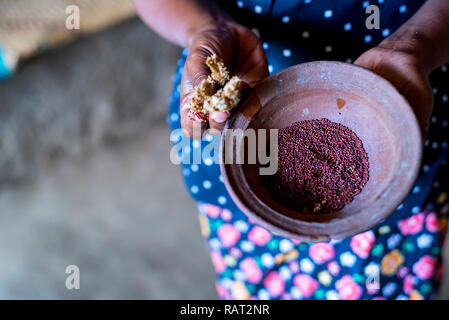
[{"left": 220, "top": 61, "right": 422, "bottom": 242}]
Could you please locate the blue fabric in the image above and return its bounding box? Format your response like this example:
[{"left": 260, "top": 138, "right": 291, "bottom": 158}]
[{"left": 167, "top": 0, "right": 449, "bottom": 300}]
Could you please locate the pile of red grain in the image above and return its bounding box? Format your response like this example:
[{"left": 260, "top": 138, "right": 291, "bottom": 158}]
[{"left": 264, "top": 118, "right": 369, "bottom": 213}]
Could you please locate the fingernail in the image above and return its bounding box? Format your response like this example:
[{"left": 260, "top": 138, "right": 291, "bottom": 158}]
[{"left": 211, "top": 112, "right": 229, "bottom": 123}]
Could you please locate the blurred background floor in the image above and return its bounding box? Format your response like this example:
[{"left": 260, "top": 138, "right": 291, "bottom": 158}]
[
  {"left": 0, "top": 123, "right": 217, "bottom": 299},
  {"left": 0, "top": 17, "right": 447, "bottom": 299}
]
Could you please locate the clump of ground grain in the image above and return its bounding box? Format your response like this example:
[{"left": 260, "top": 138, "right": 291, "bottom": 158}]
[{"left": 189, "top": 55, "right": 248, "bottom": 121}]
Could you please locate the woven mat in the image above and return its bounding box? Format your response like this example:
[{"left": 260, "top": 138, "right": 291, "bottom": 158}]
[{"left": 0, "top": 0, "right": 135, "bottom": 79}]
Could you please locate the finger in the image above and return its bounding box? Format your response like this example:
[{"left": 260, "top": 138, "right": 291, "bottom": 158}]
[
  {"left": 179, "top": 52, "right": 212, "bottom": 138},
  {"left": 179, "top": 35, "right": 236, "bottom": 138},
  {"left": 181, "top": 110, "right": 208, "bottom": 139},
  {"left": 179, "top": 47, "right": 215, "bottom": 138},
  {"left": 180, "top": 52, "right": 211, "bottom": 111},
  {"left": 209, "top": 111, "right": 230, "bottom": 134},
  {"left": 236, "top": 49, "right": 269, "bottom": 84},
  {"left": 180, "top": 31, "right": 236, "bottom": 109}
]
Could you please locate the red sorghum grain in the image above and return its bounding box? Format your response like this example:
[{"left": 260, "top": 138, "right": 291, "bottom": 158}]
[
  {"left": 264, "top": 118, "right": 369, "bottom": 213},
  {"left": 189, "top": 111, "right": 209, "bottom": 122}
]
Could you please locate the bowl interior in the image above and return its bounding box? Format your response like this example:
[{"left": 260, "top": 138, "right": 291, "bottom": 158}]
[{"left": 220, "top": 61, "right": 422, "bottom": 242}]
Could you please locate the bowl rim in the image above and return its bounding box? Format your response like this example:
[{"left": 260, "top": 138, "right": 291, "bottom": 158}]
[{"left": 219, "top": 60, "right": 423, "bottom": 242}]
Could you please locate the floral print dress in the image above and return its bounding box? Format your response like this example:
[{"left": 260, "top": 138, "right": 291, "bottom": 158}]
[{"left": 167, "top": 0, "right": 449, "bottom": 300}]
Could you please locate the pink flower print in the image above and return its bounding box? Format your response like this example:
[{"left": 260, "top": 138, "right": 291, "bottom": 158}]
[
  {"left": 229, "top": 247, "right": 242, "bottom": 259},
  {"left": 413, "top": 255, "right": 437, "bottom": 280},
  {"left": 240, "top": 257, "right": 263, "bottom": 284},
  {"left": 403, "top": 275, "right": 414, "bottom": 294},
  {"left": 335, "top": 275, "right": 362, "bottom": 300},
  {"left": 217, "top": 224, "right": 241, "bottom": 248},
  {"left": 398, "top": 213, "right": 424, "bottom": 235},
  {"left": 327, "top": 261, "right": 340, "bottom": 276},
  {"left": 398, "top": 266, "right": 409, "bottom": 278},
  {"left": 281, "top": 293, "right": 292, "bottom": 300},
  {"left": 210, "top": 251, "right": 226, "bottom": 274},
  {"left": 425, "top": 212, "right": 439, "bottom": 232},
  {"left": 291, "top": 239, "right": 301, "bottom": 245},
  {"left": 205, "top": 204, "right": 221, "bottom": 218},
  {"left": 309, "top": 243, "right": 335, "bottom": 264},
  {"left": 263, "top": 271, "right": 285, "bottom": 297},
  {"left": 248, "top": 226, "right": 272, "bottom": 246},
  {"left": 293, "top": 274, "right": 319, "bottom": 298},
  {"left": 350, "top": 231, "right": 375, "bottom": 258}
]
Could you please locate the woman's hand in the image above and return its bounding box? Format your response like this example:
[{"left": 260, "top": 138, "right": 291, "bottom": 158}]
[
  {"left": 355, "top": 46, "right": 433, "bottom": 137},
  {"left": 180, "top": 21, "right": 268, "bottom": 138},
  {"left": 133, "top": 0, "right": 268, "bottom": 138}
]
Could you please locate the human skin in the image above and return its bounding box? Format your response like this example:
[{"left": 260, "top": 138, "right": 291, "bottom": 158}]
[{"left": 133, "top": 0, "right": 449, "bottom": 139}]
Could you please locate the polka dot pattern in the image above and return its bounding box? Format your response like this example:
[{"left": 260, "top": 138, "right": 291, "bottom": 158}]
[{"left": 282, "top": 16, "right": 290, "bottom": 23}]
